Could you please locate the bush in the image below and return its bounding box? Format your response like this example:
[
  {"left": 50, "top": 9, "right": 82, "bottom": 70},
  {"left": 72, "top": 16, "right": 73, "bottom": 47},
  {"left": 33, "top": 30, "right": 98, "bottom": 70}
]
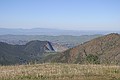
[{"left": 86, "top": 54, "right": 100, "bottom": 64}]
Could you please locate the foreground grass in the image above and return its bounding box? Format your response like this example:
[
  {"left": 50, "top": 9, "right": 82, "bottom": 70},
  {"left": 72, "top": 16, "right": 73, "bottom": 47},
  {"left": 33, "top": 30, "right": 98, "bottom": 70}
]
[{"left": 0, "top": 63, "right": 120, "bottom": 80}]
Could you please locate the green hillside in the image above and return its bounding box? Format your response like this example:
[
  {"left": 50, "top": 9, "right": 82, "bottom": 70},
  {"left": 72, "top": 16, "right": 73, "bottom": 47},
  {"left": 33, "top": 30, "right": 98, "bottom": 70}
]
[{"left": 0, "top": 41, "right": 55, "bottom": 65}]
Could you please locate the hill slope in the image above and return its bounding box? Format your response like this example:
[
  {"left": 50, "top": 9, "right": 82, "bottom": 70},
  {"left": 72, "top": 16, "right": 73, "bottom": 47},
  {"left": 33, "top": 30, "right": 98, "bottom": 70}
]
[
  {"left": 0, "top": 40, "right": 54, "bottom": 65},
  {"left": 44, "top": 33, "right": 120, "bottom": 65}
]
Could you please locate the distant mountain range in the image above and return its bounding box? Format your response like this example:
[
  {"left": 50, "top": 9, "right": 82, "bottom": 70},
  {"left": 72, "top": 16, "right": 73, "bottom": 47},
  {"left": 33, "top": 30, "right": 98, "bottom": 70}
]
[
  {"left": 0, "top": 34, "right": 102, "bottom": 49},
  {"left": 0, "top": 28, "right": 119, "bottom": 35},
  {"left": 43, "top": 33, "right": 120, "bottom": 65},
  {"left": 0, "top": 40, "right": 54, "bottom": 65}
]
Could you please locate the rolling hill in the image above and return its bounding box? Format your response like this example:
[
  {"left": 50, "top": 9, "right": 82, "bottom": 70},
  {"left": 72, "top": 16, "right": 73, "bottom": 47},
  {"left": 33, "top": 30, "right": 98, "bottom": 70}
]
[
  {"left": 0, "top": 40, "right": 55, "bottom": 65},
  {"left": 43, "top": 33, "right": 120, "bottom": 65},
  {"left": 1, "top": 33, "right": 120, "bottom": 65}
]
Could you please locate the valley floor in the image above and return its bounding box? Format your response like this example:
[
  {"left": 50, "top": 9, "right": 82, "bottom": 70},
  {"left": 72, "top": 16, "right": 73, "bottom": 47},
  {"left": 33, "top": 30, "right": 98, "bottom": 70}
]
[{"left": 0, "top": 63, "right": 120, "bottom": 80}]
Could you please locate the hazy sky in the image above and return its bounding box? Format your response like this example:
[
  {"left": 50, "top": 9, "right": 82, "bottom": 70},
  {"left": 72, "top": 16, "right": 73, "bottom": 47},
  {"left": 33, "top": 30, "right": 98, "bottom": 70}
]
[{"left": 0, "top": 0, "right": 120, "bottom": 30}]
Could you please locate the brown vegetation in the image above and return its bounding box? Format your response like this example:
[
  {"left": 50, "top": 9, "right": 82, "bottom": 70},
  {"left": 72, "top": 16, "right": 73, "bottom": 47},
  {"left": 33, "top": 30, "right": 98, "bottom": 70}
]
[
  {"left": 45, "top": 33, "right": 120, "bottom": 65},
  {"left": 0, "top": 63, "right": 120, "bottom": 80}
]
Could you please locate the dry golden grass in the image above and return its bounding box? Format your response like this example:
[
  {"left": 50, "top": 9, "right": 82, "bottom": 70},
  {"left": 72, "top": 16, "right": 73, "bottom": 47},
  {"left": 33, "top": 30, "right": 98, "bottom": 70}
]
[{"left": 0, "top": 63, "right": 120, "bottom": 80}]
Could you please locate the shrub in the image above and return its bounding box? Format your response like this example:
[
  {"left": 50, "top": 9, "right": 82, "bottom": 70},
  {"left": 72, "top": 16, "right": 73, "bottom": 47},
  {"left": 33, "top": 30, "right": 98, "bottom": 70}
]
[{"left": 86, "top": 54, "right": 100, "bottom": 64}]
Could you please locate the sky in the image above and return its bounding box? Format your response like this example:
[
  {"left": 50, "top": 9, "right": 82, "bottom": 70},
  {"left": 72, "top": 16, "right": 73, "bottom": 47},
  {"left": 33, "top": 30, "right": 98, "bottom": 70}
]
[{"left": 0, "top": 0, "right": 120, "bottom": 31}]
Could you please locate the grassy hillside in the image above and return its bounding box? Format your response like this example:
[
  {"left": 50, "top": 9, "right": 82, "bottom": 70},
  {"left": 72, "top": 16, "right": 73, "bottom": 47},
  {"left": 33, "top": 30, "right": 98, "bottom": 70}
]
[
  {"left": 45, "top": 33, "right": 120, "bottom": 65},
  {"left": 0, "top": 63, "right": 120, "bottom": 80}
]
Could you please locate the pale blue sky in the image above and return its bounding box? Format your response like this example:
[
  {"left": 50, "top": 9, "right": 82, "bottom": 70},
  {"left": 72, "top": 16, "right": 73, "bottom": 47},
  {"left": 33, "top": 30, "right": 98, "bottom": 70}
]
[{"left": 0, "top": 0, "right": 120, "bottom": 30}]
